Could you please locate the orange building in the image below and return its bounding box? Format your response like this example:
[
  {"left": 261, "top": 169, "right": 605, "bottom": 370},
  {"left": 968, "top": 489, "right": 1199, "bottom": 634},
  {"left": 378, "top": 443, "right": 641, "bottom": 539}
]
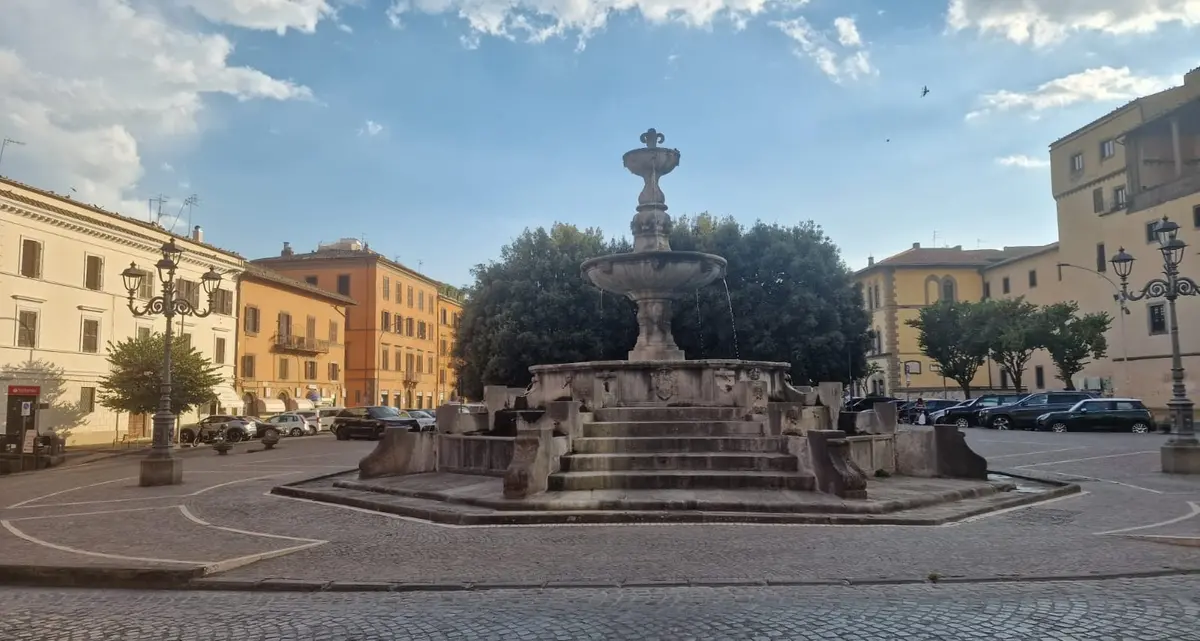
[
  {"left": 437, "top": 289, "right": 464, "bottom": 401},
  {"left": 251, "top": 239, "right": 464, "bottom": 409},
  {"left": 236, "top": 264, "right": 356, "bottom": 414}
]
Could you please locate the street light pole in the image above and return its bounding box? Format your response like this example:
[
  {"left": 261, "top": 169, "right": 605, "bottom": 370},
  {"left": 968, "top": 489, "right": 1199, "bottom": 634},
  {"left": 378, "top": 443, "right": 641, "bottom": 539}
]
[
  {"left": 121, "top": 239, "right": 224, "bottom": 486},
  {"left": 1056, "top": 262, "right": 1131, "bottom": 394},
  {"left": 1111, "top": 216, "right": 1200, "bottom": 475}
]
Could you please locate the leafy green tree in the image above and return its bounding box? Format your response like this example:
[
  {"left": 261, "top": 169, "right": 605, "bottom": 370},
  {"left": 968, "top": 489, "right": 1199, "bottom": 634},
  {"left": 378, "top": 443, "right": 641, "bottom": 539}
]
[
  {"left": 905, "top": 300, "right": 990, "bottom": 398},
  {"left": 98, "top": 332, "right": 222, "bottom": 416},
  {"left": 451, "top": 223, "right": 638, "bottom": 398},
  {"left": 668, "top": 214, "right": 871, "bottom": 384},
  {"left": 1040, "top": 302, "right": 1112, "bottom": 389},
  {"left": 0, "top": 359, "right": 89, "bottom": 438},
  {"left": 979, "top": 297, "right": 1045, "bottom": 393}
]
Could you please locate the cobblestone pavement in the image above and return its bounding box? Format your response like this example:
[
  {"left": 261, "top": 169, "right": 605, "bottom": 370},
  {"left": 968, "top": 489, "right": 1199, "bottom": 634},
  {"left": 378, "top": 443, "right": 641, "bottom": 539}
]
[
  {"left": 1, "top": 430, "right": 1198, "bottom": 585},
  {"left": 3, "top": 577, "right": 1200, "bottom": 640}
]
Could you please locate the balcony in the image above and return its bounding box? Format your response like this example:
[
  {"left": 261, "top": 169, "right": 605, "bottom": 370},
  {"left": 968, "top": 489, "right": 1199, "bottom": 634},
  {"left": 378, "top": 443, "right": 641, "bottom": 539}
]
[
  {"left": 272, "top": 334, "right": 330, "bottom": 354},
  {"left": 1129, "top": 170, "right": 1200, "bottom": 213},
  {"left": 402, "top": 370, "right": 424, "bottom": 387}
]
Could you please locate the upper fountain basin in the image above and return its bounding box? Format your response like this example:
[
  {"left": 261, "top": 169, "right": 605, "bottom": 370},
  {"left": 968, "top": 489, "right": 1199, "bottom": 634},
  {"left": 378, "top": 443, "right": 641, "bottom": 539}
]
[
  {"left": 623, "top": 146, "right": 680, "bottom": 179},
  {"left": 582, "top": 251, "right": 727, "bottom": 298}
]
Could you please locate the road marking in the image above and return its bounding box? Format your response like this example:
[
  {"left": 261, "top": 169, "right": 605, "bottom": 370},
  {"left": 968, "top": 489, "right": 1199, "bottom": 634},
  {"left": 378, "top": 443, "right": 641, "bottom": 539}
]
[
  {"left": 0, "top": 519, "right": 210, "bottom": 565},
  {"left": 1095, "top": 501, "right": 1200, "bottom": 536},
  {"left": 9, "top": 473, "right": 299, "bottom": 510},
  {"left": 178, "top": 505, "right": 326, "bottom": 543},
  {"left": 987, "top": 447, "right": 1090, "bottom": 460},
  {"left": 1031, "top": 470, "right": 1165, "bottom": 494},
  {"left": 1014, "top": 451, "right": 1159, "bottom": 469},
  {"left": 975, "top": 439, "right": 1053, "bottom": 446},
  {"left": 2, "top": 506, "right": 176, "bottom": 522},
  {"left": 6, "top": 477, "right": 135, "bottom": 509},
  {"left": 942, "top": 491, "right": 1089, "bottom": 526}
]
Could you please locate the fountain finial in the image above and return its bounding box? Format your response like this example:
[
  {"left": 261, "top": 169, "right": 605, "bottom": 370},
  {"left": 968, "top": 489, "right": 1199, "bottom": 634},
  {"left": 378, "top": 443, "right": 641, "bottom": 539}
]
[{"left": 640, "top": 128, "right": 665, "bottom": 149}]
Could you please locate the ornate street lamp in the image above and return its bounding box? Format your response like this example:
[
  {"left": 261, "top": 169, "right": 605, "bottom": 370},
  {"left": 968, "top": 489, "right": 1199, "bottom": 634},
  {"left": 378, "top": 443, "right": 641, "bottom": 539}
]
[
  {"left": 121, "top": 239, "right": 223, "bottom": 486},
  {"left": 1111, "top": 216, "right": 1200, "bottom": 474}
]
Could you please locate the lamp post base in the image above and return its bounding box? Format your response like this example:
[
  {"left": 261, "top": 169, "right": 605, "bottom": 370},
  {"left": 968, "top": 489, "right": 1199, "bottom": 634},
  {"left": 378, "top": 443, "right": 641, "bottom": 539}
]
[
  {"left": 1161, "top": 442, "right": 1200, "bottom": 475},
  {"left": 139, "top": 455, "right": 183, "bottom": 486}
]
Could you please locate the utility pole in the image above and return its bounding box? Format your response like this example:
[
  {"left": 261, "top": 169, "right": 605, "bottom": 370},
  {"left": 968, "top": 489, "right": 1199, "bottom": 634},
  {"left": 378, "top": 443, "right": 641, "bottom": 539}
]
[{"left": 0, "top": 138, "right": 26, "bottom": 171}]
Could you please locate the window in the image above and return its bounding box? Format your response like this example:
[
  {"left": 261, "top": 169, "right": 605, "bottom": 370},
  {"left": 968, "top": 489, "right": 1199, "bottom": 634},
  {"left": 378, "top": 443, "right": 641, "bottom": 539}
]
[
  {"left": 214, "top": 337, "right": 226, "bottom": 365},
  {"left": 212, "top": 289, "right": 234, "bottom": 316},
  {"left": 1023, "top": 393, "right": 1048, "bottom": 406},
  {"left": 406, "top": 352, "right": 415, "bottom": 372},
  {"left": 1100, "top": 139, "right": 1116, "bottom": 159},
  {"left": 243, "top": 306, "right": 261, "bottom": 333},
  {"left": 418, "top": 290, "right": 425, "bottom": 311},
  {"left": 383, "top": 277, "right": 391, "bottom": 300},
  {"left": 982, "top": 282, "right": 991, "bottom": 299},
  {"left": 134, "top": 269, "right": 153, "bottom": 299},
  {"left": 381, "top": 311, "right": 391, "bottom": 331},
  {"left": 177, "top": 279, "right": 200, "bottom": 307},
  {"left": 137, "top": 326, "right": 152, "bottom": 341},
  {"left": 180, "top": 333, "right": 192, "bottom": 351},
  {"left": 441, "top": 309, "right": 448, "bottom": 325},
  {"left": 873, "top": 285, "right": 880, "bottom": 309},
  {"left": 1000, "top": 370, "right": 1010, "bottom": 389},
  {"left": 329, "top": 320, "right": 338, "bottom": 344},
  {"left": 1035, "top": 366, "right": 1045, "bottom": 389},
  {"left": 394, "top": 316, "right": 403, "bottom": 333},
  {"left": 80, "top": 318, "right": 100, "bottom": 353},
  {"left": 417, "top": 320, "right": 427, "bottom": 339},
  {"left": 381, "top": 392, "right": 390, "bottom": 407},
  {"left": 395, "top": 348, "right": 402, "bottom": 370},
  {"left": 440, "top": 369, "right": 447, "bottom": 384},
  {"left": 84, "top": 255, "right": 104, "bottom": 291},
  {"left": 278, "top": 312, "right": 292, "bottom": 337},
  {"left": 1092, "top": 188, "right": 1104, "bottom": 214},
  {"left": 20, "top": 239, "right": 43, "bottom": 278},
  {"left": 1096, "top": 243, "right": 1107, "bottom": 273},
  {"left": 306, "top": 315, "right": 317, "bottom": 341},
  {"left": 1149, "top": 303, "right": 1167, "bottom": 335},
  {"left": 381, "top": 347, "right": 390, "bottom": 370},
  {"left": 941, "top": 279, "right": 955, "bottom": 302},
  {"left": 407, "top": 286, "right": 414, "bottom": 307},
  {"left": 278, "top": 357, "right": 289, "bottom": 380},
  {"left": 329, "top": 362, "right": 340, "bottom": 380},
  {"left": 17, "top": 310, "right": 38, "bottom": 347},
  {"left": 405, "top": 317, "right": 414, "bottom": 336},
  {"left": 80, "top": 387, "right": 96, "bottom": 413},
  {"left": 304, "top": 276, "right": 318, "bottom": 286},
  {"left": 427, "top": 356, "right": 434, "bottom": 374},
  {"left": 1146, "top": 221, "right": 1159, "bottom": 243},
  {"left": 1113, "top": 185, "right": 1127, "bottom": 209},
  {"left": 441, "top": 339, "right": 448, "bottom": 356},
  {"left": 1070, "top": 153, "right": 1083, "bottom": 172},
  {"left": 304, "top": 360, "right": 317, "bottom": 380},
  {"left": 395, "top": 283, "right": 402, "bottom": 301},
  {"left": 1002, "top": 277, "right": 1010, "bottom": 294},
  {"left": 1115, "top": 400, "right": 1145, "bottom": 411},
  {"left": 242, "top": 355, "right": 256, "bottom": 378},
  {"left": 337, "top": 274, "right": 351, "bottom": 296},
  {"left": 1028, "top": 269, "right": 1038, "bottom": 288}
]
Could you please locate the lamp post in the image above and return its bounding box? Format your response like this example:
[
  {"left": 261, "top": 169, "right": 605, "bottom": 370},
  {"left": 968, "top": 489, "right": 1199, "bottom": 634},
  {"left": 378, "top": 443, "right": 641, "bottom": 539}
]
[
  {"left": 120, "top": 239, "right": 223, "bottom": 486},
  {"left": 1055, "top": 262, "right": 1131, "bottom": 394},
  {"left": 1110, "top": 216, "right": 1200, "bottom": 474}
]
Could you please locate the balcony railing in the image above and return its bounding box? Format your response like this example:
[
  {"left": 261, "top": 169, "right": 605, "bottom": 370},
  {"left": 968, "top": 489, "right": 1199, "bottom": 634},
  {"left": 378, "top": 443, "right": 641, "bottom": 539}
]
[
  {"left": 1130, "top": 170, "right": 1200, "bottom": 213},
  {"left": 402, "top": 370, "right": 424, "bottom": 386},
  {"left": 272, "top": 334, "right": 330, "bottom": 354}
]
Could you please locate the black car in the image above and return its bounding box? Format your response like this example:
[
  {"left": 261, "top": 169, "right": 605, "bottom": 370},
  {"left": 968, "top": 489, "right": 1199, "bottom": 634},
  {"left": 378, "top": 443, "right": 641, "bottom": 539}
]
[
  {"left": 846, "top": 396, "right": 899, "bottom": 412},
  {"left": 977, "top": 391, "right": 1096, "bottom": 430},
  {"left": 899, "top": 399, "right": 960, "bottom": 424},
  {"left": 332, "top": 406, "right": 421, "bottom": 441},
  {"left": 933, "top": 394, "right": 1028, "bottom": 428},
  {"left": 180, "top": 415, "right": 252, "bottom": 444},
  {"left": 1035, "top": 398, "right": 1156, "bottom": 433}
]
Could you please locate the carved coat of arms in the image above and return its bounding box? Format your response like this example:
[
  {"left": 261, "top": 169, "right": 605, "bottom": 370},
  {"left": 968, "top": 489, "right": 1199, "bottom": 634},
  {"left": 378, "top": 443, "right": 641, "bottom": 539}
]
[{"left": 652, "top": 368, "right": 677, "bottom": 401}]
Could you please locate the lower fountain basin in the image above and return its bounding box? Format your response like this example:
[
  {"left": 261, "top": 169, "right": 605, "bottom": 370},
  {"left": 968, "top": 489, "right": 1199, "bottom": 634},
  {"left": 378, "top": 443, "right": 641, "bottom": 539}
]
[
  {"left": 529, "top": 359, "right": 791, "bottom": 409},
  {"left": 581, "top": 251, "right": 727, "bottom": 298}
]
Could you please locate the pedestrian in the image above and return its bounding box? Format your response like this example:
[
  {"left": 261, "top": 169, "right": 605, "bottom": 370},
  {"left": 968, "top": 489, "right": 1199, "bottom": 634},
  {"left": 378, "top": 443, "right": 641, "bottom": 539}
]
[{"left": 915, "top": 397, "right": 927, "bottom": 425}]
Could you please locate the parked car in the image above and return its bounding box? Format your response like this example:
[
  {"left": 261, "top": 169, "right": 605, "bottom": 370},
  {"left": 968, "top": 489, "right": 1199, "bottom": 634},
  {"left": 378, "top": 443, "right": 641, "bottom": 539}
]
[
  {"left": 318, "top": 407, "right": 345, "bottom": 431},
  {"left": 977, "top": 391, "right": 1096, "bottom": 430},
  {"left": 1035, "top": 398, "right": 1156, "bottom": 433},
  {"left": 332, "top": 406, "right": 421, "bottom": 440},
  {"left": 180, "top": 415, "right": 251, "bottom": 444},
  {"left": 898, "top": 399, "right": 960, "bottom": 424},
  {"left": 933, "top": 394, "right": 1028, "bottom": 428},
  {"left": 846, "top": 396, "right": 899, "bottom": 412},
  {"left": 237, "top": 416, "right": 267, "bottom": 438},
  {"left": 404, "top": 409, "right": 437, "bottom": 430},
  {"left": 264, "top": 413, "right": 318, "bottom": 437},
  {"left": 294, "top": 410, "right": 322, "bottom": 432}
]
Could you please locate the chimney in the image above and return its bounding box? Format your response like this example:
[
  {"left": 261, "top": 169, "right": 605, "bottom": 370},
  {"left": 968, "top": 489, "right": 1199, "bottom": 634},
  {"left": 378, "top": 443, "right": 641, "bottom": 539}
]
[
  {"left": 191, "top": 225, "right": 203, "bottom": 243},
  {"left": 911, "top": 242, "right": 921, "bottom": 249},
  {"left": 281, "top": 241, "right": 294, "bottom": 257},
  {"left": 867, "top": 256, "right": 875, "bottom": 266}
]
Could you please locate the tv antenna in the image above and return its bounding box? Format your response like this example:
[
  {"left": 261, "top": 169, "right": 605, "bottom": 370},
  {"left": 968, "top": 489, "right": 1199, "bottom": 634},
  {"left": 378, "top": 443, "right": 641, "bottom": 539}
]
[
  {"left": 148, "top": 194, "right": 169, "bottom": 225},
  {"left": 931, "top": 230, "right": 939, "bottom": 247},
  {"left": 417, "top": 260, "right": 424, "bottom": 273},
  {"left": 179, "top": 194, "right": 199, "bottom": 231},
  {"left": 0, "top": 138, "right": 26, "bottom": 171}
]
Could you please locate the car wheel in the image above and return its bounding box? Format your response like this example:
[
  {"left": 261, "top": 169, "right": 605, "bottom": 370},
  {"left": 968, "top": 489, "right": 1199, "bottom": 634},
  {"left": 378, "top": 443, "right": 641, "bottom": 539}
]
[
  {"left": 335, "top": 426, "right": 349, "bottom": 441},
  {"left": 289, "top": 427, "right": 303, "bottom": 437},
  {"left": 992, "top": 416, "right": 1011, "bottom": 430},
  {"left": 955, "top": 418, "right": 969, "bottom": 429},
  {"left": 225, "top": 430, "right": 244, "bottom": 443},
  {"left": 1131, "top": 422, "right": 1151, "bottom": 434},
  {"left": 1051, "top": 422, "right": 1068, "bottom": 433},
  {"left": 180, "top": 429, "right": 196, "bottom": 444}
]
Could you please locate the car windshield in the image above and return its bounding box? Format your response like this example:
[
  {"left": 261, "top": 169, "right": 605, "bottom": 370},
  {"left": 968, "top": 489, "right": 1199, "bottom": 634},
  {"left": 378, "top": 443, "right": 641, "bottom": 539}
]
[
  {"left": 411, "top": 410, "right": 433, "bottom": 418},
  {"left": 368, "top": 406, "right": 400, "bottom": 419}
]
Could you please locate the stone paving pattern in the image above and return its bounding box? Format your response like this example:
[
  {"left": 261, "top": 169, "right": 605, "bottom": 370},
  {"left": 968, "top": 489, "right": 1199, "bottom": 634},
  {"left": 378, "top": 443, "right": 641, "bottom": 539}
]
[{"left": 3, "top": 577, "right": 1200, "bottom": 640}]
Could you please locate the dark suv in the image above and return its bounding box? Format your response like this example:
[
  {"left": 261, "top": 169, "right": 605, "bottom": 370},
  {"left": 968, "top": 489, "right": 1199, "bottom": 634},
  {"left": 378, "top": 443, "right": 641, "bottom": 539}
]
[
  {"left": 977, "top": 392, "right": 1096, "bottom": 430},
  {"left": 934, "top": 394, "right": 1027, "bottom": 428},
  {"left": 332, "top": 406, "right": 421, "bottom": 440}
]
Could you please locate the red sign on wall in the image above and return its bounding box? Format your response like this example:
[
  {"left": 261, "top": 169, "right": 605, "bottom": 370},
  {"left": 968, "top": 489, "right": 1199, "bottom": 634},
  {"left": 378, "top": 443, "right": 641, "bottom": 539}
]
[{"left": 7, "top": 385, "right": 40, "bottom": 396}]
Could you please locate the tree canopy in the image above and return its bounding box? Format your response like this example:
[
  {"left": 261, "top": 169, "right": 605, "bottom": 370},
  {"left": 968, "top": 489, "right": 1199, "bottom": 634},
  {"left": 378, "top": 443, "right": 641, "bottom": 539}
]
[
  {"left": 98, "top": 332, "right": 223, "bottom": 416},
  {"left": 451, "top": 214, "right": 871, "bottom": 398},
  {"left": 979, "top": 297, "right": 1045, "bottom": 392},
  {"left": 905, "top": 301, "right": 991, "bottom": 398},
  {"left": 1041, "top": 302, "right": 1112, "bottom": 389}
]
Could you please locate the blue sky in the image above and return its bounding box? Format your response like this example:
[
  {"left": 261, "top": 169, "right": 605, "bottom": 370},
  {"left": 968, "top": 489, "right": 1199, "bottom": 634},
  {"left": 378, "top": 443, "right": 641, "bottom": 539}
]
[{"left": 2, "top": 0, "right": 1198, "bottom": 286}]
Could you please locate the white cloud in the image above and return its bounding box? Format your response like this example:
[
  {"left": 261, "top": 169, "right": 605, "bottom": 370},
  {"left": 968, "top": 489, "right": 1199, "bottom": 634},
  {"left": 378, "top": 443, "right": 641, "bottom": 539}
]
[
  {"left": 947, "top": 0, "right": 1200, "bottom": 47},
  {"left": 966, "top": 66, "right": 1176, "bottom": 120},
  {"left": 358, "top": 120, "right": 384, "bottom": 136},
  {"left": 338, "top": 22, "right": 353, "bottom": 33},
  {"left": 0, "top": 0, "right": 312, "bottom": 216},
  {"left": 996, "top": 154, "right": 1050, "bottom": 168},
  {"left": 161, "top": 162, "right": 174, "bottom": 172},
  {"left": 773, "top": 16, "right": 874, "bottom": 83},
  {"left": 178, "top": 0, "right": 335, "bottom": 34}
]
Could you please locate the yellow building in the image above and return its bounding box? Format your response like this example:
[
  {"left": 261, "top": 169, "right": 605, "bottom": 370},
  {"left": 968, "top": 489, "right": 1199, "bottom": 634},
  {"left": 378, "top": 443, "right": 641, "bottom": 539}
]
[
  {"left": 251, "top": 239, "right": 462, "bottom": 409},
  {"left": 235, "top": 265, "right": 356, "bottom": 415},
  {"left": 436, "top": 289, "right": 464, "bottom": 402},
  {"left": 854, "top": 243, "right": 1046, "bottom": 398}
]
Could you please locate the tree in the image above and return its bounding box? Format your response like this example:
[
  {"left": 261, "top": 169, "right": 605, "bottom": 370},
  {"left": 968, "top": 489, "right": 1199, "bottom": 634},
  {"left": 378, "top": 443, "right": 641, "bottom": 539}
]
[
  {"left": 98, "top": 332, "right": 222, "bottom": 417},
  {"left": 668, "top": 214, "right": 872, "bottom": 385},
  {"left": 0, "top": 359, "right": 89, "bottom": 439},
  {"left": 905, "top": 300, "right": 990, "bottom": 398},
  {"left": 979, "top": 297, "right": 1045, "bottom": 393},
  {"left": 1040, "top": 302, "right": 1112, "bottom": 389},
  {"left": 451, "top": 223, "right": 638, "bottom": 399}
]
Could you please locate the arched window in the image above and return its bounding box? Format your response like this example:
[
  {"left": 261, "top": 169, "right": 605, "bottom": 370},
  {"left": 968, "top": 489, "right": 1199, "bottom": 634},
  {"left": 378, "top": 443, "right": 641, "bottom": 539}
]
[{"left": 941, "top": 277, "right": 957, "bottom": 302}]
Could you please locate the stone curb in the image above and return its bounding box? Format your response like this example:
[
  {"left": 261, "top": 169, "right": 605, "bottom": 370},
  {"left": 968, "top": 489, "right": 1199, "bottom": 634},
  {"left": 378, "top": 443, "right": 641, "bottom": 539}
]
[{"left": 0, "top": 564, "right": 204, "bottom": 589}]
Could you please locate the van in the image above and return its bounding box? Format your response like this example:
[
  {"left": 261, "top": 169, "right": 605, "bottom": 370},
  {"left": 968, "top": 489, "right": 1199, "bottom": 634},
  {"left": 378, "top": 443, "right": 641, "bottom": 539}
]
[{"left": 318, "top": 407, "right": 345, "bottom": 431}]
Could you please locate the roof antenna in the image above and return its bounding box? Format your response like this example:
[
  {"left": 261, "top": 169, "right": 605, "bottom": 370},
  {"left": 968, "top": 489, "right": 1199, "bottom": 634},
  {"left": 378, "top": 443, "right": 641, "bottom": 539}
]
[
  {"left": 931, "top": 230, "right": 939, "bottom": 247},
  {"left": 180, "top": 194, "right": 199, "bottom": 232},
  {"left": 417, "top": 260, "right": 424, "bottom": 273},
  {"left": 149, "top": 194, "right": 169, "bottom": 225}
]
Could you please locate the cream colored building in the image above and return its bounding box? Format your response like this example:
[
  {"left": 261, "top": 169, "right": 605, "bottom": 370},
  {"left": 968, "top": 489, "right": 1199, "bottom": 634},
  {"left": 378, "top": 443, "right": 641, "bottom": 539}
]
[
  {"left": 979, "top": 243, "right": 1064, "bottom": 392},
  {"left": 0, "top": 177, "right": 243, "bottom": 446}
]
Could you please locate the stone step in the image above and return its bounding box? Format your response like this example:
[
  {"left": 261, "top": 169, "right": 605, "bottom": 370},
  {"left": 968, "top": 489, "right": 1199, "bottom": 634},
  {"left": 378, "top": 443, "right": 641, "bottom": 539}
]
[
  {"left": 592, "top": 407, "right": 749, "bottom": 422},
  {"left": 561, "top": 452, "right": 798, "bottom": 473},
  {"left": 572, "top": 436, "right": 784, "bottom": 454},
  {"left": 583, "top": 421, "right": 765, "bottom": 438},
  {"left": 548, "top": 470, "right": 815, "bottom": 491}
]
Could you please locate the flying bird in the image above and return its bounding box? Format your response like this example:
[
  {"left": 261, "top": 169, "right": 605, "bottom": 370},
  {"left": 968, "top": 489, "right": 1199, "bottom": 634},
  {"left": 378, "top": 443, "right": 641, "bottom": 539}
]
[{"left": 921, "top": 86, "right": 930, "bottom": 97}]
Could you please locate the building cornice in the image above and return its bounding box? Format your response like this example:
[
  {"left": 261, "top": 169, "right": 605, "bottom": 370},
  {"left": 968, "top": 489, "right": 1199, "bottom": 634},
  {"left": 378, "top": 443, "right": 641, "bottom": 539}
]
[{"left": 1052, "top": 167, "right": 1127, "bottom": 200}]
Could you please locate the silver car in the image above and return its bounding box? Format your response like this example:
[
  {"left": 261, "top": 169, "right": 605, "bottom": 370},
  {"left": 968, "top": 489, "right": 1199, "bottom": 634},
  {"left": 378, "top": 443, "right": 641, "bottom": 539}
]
[
  {"left": 404, "top": 409, "right": 436, "bottom": 430},
  {"left": 264, "top": 413, "right": 317, "bottom": 436}
]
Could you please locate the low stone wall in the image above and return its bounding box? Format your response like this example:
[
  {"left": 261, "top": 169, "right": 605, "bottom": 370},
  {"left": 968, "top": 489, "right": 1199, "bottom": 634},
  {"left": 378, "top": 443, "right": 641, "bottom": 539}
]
[
  {"left": 438, "top": 435, "right": 514, "bottom": 476},
  {"left": 845, "top": 434, "right": 896, "bottom": 475}
]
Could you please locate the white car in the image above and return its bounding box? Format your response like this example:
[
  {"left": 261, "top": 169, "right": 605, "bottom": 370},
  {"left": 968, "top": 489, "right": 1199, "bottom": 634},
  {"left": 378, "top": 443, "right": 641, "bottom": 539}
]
[
  {"left": 264, "top": 413, "right": 317, "bottom": 437},
  {"left": 405, "top": 409, "right": 436, "bottom": 430},
  {"left": 318, "top": 407, "right": 344, "bottom": 431}
]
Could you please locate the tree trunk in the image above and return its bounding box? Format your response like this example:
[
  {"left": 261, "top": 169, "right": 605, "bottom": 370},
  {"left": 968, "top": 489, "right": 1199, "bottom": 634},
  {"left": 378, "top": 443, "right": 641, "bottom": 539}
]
[
  {"left": 1010, "top": 370, "right": 1024, "bottom": 394},
  {"left": 958, "top": 380, "right": 972, "bottom": 399}
]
